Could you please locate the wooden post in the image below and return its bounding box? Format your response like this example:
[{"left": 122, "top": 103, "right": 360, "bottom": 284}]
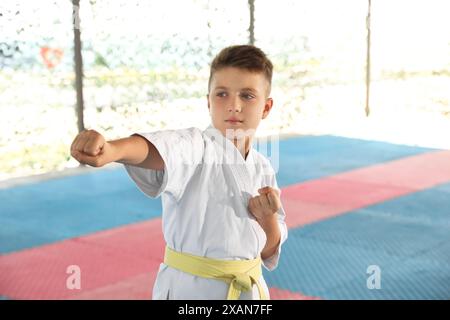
[
  {"left": 248, "top": 0, "right": 255, "bottom": 45},
  {"left": 365, "top": 0, "right": 371, "bottom": 117},
  {"left": 73, "top": 0, "right": 85, "bottom": 132}
]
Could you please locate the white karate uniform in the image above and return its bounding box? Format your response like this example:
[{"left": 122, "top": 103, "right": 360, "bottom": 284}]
[{"left": 124, "top": 124, "right": 288, "bottom": 300}]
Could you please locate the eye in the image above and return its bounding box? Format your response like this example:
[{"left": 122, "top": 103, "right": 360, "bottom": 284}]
[
  {"left": 240, "top": 93, "right": 255, "bottom": 100},
  {"left": 216, "top": 91, "right": 227, "bottom": 97}
]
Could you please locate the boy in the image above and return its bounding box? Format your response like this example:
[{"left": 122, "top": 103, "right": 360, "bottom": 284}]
[{"left": 70, "top": 45, "right": 288, "bottom": 300}]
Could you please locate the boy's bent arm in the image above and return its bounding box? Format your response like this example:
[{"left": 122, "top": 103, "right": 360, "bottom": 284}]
[
  {"left": 112, "top": 134, "right": 164, "bottom": 171},
  {"left": 259, "top": 215, "right": 281, "bottom": 260}
]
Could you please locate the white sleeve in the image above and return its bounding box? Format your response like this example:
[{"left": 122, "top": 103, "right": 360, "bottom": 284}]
[
  {"left": 262, "top": 170, "right": 288, "bottom": 272},
  {"left": 124, "top": 127, "right": 204, "bottom": 201}
]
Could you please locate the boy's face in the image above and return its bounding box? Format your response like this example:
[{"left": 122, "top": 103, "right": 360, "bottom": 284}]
[{"left": 207, "top": 67, "right": 273, "bottom": 140}]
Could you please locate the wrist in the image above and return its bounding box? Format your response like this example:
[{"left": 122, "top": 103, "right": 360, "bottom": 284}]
[
  {"left": 257, "top": 213, "right": 278, "bottom": 232},
  {"left": 107, "top": 140, "right": 123, "bottom": 163}
]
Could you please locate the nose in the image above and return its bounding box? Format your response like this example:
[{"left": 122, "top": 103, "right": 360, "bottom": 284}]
[{"left": 228, "top": 95, "right": 242, "bottom": 113}]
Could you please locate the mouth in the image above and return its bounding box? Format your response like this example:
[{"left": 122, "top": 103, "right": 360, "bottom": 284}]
[{"left": 225, "top": 119, "right": 243, "bottom": 124}]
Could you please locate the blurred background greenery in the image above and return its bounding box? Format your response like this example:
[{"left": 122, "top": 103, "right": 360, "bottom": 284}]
[{"left": 1, "top": 0, "right": 449, "bottom": 181}]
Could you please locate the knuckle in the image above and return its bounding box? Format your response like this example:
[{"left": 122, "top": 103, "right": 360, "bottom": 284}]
[
  {"left": 94, "top": 137, "right": 104, "bottom": 148},
  {"left": 84, "top": 145, "right": 97, "bottom": 155}
]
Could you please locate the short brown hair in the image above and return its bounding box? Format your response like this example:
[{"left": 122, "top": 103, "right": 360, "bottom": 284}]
[{"left": 208, "top": 45, "right": 273, "bottom": 96}]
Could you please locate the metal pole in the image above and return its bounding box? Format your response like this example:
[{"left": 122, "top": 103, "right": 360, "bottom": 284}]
[
  {"left": 365, "top": 0, "right": 371, "bottom": 117},
  {"left": 248, "top": 0, "right": 255, "bottom": 45},
  {"left": 73, "top": 0, "right": 85, "bottom": 132}
]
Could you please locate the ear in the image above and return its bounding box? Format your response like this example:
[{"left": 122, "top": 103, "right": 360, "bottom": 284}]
[
  {"left": 261, "top": 98, "right": 273, "bottom": 119},
  {"left": 207, "top": 94, "right": 210, "bottom": 112}
]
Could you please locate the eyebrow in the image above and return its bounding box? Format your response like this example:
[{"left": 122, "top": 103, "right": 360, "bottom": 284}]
[{"left": 214, "top": 86, "right": 259, "bottom": 93}]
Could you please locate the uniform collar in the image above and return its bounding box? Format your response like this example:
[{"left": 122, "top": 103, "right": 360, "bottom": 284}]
[{"left": 204, "top": 124, "right": 254, "bottom": 164}]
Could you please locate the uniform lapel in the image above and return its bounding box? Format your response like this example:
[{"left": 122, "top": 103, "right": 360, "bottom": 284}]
[{"left": 204, "top": 125, "right": 255, "bottom": 204}]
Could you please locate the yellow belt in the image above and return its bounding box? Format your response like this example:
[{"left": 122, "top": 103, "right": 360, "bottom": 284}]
[{"left": 163, "top": 246, "right": 267, "bottom": 300}]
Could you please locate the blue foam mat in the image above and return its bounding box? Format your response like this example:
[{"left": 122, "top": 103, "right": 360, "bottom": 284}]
[
  {"left": 0, "top": 169, "right": 161, "bottom": 253},
  {"left": 263, "top": 182, "right": 450, "bottom": 299}
]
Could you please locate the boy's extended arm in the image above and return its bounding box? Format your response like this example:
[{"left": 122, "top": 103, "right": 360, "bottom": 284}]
[
  {"left": 112, "top": 134, "right": 164, "bottom": 170},
  {"left": 70, "top": 130, "right": 164, "bottom": 170}
]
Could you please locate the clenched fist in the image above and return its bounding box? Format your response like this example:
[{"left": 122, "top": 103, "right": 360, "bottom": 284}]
[
  {"left": 70, "top": 129, "right": 115, "bottom": 167},
  {"left": 248, "top": 186, "right": 282, "bottom": 223}
]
